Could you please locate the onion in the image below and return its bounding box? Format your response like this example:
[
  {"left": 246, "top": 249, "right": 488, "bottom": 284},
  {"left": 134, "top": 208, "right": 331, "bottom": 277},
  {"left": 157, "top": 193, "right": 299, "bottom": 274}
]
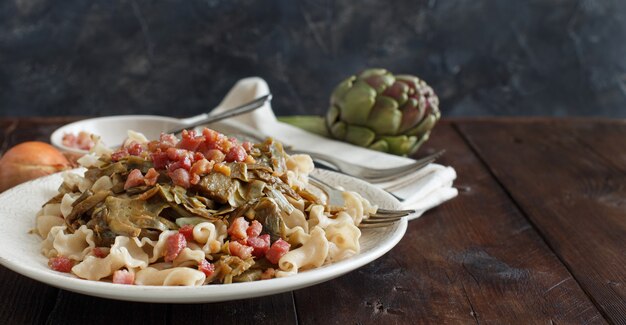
[{"left": 0, "top": 141, "right": 70, "bottom": 192}]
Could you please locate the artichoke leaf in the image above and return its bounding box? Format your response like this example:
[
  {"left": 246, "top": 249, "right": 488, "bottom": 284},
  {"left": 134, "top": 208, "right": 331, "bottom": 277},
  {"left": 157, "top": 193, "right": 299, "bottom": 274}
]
[
  {"left": 330, "top": 76, "right": 355, "bottom": 106},
  {"left": 104, "top": 196, "right": 170, "bottom": 237},
  {"left": 404, "top": 114, "right": 437, "bottom": 137},
  {"left": 382, "top": 81, "right": 410, "bottom": 105},
  {"left": 266, "top": 188, "right": 294, "bottom": 215},
  {"left": 85, "top": 161, "right": 126, "bottom": 181},
  {"left": 368, "top": 139, "right": 389, "bottom": 152},
  {"left": 329, "top": 121, "right": 348, "bottom": 140},
  {"left": 379, "top": 135, "right": 418, "bottom": 156},
  {"left": 228, "top": 162, "right": 249, "bottom": 182},
  {"left": 253, "top": 197, "right": 285, "bottom": 242},
  {"left": 122, "top": 156, "right": 153, "bottom": 173},
  {"left": 339, "top": 80, "right": 376, "bottom": 125},
  {"left": 398, "top": 98, "right": 425, "bottom": 133},
  {"left": 66, "top": 190, "right": 111, "bottom": 230},
  {"left": 359, "top": 69, "right": 395, "bottom": 94},
  {"left": 233, "top": 269, "right": 263, "bottom": 282},
  {"left": 267, "top": 140, "right": 287, "bottom": 176},
  {"left": 344, "top": 125, "right": 376, "bottom": 147},
  {"left": 366, "top": 96, "right": 402, "bottom": 135},
  {"left": 196, "top": 173, "right": 238, "bottom": 204}
]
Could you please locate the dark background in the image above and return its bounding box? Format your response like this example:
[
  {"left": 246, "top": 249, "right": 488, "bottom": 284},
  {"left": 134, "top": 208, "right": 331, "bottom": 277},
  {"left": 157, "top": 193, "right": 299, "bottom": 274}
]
[{"left": 1, "top": 0, "right": 625, "bottom": 118}]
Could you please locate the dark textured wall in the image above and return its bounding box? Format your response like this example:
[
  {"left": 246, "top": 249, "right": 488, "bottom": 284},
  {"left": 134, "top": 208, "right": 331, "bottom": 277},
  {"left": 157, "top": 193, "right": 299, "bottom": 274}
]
[{"left": 1, "top": 0, "right": 626, "bottom": 117}]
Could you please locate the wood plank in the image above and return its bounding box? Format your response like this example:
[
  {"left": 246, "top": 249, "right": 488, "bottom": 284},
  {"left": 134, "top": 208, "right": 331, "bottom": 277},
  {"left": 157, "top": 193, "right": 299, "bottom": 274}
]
[
  {"left": 294, "top": 122, "right": 605, "bottom": 324},
  {"left": 456, "top": 119, "right": 626, "bottom": 323},
  {"left": 0, "top": 119, "right": 60, "bottom": 323},
  {"left": 170, "top": 293, "right": 297, "bottom": 325},
  {"left": 44, "top": 291, "right": 168, "bottom": 325},
  {"left": 0, "top": 266, "right": 58, "bottom": 324}
]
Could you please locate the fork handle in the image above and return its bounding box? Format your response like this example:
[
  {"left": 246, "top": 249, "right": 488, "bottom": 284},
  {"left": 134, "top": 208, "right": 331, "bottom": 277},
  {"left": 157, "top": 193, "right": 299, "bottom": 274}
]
[{"left": 168, "top": 94, "right": 272, "bottom": 135}]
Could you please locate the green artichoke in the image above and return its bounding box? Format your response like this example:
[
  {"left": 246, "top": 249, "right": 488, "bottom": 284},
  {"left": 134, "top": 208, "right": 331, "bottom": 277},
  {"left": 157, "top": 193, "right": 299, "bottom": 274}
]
[{"left": 326, "top": 68, "right": 440, "bottom": 156}]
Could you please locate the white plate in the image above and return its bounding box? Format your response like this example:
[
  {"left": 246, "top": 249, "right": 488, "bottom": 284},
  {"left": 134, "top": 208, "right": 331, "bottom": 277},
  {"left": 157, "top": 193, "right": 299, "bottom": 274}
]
[
  {"left": 0, "top": 169, "right": 406, "bottom": 303},
  {"left": 50, "top": 115, "right": 265, "bottom": 155},
  {"left": 50, "top": 115, "right": 187, "bottom": 155}
]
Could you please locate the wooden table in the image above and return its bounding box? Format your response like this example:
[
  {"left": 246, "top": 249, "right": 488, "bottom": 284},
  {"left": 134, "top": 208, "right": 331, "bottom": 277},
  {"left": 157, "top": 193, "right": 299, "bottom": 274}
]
[{"left": 0, "top": 117, "right": 624, "bottom": 324}]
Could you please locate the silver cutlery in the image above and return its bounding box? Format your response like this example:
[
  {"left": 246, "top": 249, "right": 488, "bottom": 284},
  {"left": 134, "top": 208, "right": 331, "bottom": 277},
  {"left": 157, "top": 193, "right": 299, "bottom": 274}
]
[{"left": 308, "top": 176, "right": 414, "bottom": 228}]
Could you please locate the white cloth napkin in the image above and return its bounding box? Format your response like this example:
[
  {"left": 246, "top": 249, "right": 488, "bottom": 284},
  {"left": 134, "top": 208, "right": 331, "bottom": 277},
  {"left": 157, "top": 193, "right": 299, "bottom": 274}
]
[{"left": 210, "top": 77, "right": 458, "bottom": 220}]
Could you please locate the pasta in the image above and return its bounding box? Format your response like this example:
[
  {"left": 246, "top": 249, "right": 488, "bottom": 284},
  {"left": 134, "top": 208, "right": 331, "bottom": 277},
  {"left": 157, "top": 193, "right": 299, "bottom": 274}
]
[{"left": 35, "top": 128, "right": 377, "bottom": 286}]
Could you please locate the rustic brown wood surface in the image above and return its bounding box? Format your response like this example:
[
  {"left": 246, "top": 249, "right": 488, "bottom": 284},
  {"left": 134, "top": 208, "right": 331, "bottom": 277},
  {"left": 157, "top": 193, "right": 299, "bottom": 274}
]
[
  {"left": 457, "top": 119, "right": 626, "bottom": 323},
  {"left": 0, "top": 117, "right": 623, "bottom": 324}
]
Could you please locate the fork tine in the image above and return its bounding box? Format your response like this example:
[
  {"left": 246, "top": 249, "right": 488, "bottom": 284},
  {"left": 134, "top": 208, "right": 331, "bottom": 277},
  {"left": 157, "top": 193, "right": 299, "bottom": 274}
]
[
  {"left": 362, "top": 150, "right": 445, "bottom": 183},
  {"left": 377, "top": 208, "right": 415, "bottom": 215},
  {"left": 364, "top": 216, "right": 404, "bottom": 223},
  {"left": 358, "top": 221, "right": 399, "bottom": 228},
  {"left": 371, "top": 211, "right": 411, "bottom": 219},
  {"left": 309, "top": 175, "right": 410, "bottom": 229}
]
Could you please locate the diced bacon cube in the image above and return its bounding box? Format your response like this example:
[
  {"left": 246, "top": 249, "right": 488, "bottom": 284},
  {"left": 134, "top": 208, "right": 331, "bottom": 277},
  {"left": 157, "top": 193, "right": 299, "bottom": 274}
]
[
  {"left": 177, "top": 130, "right": 205, "bottom": 151},
  {"left": 48, "top": 256, "right": 74, "bottom": 273},
  {"left": 190, "top": 158, "right": 214, "bottom": 185},
  {"left": 203, "top": 149, "right": 225, "bottom": 163},
  {"left": 225, "top": 146, "right": 247, "bottom": 163},
  {"left": 202, "top": 128, "right": 225, "bottom": 150},
  {"left": 247, "top": 234, "right": 270, "bottom": 257},
  {"left": 62, "top": 133, "right": 77, "bottom": 147},
  {"left": 112, "top": 269, "right": 135, "bottom": 285},
  {"left": 246, "top": 220, "right": 263, "bottom": 238},
  {"left": 166, "top": 147, "right": 190, "bottom": 161},
  {"left": 111, "top": 149, "right": 129, "bottom": 162},
  {"left": 242, "top": 141, "right": 253, "bottom": 152},
  {"left": 179, "top": 224, "right": 194, "bottom": 241},
  {"left": 169, "top": 168, "right": 191, "bottom": 188},
  {"left": 160, "top": 133, "right": 179, "bottom": 147},
  {"left": 228, "top": 241, "right": 253, "bottom": 260},
  {"left": 127, "top": 142, "right": 144, "bottom": 156},
  {"left": 92, "top": 247, "right": 109, "bottom": 258},
  {"left": 165, "top": 233, "right": 187, "bottom": 262},
  {"left": 143, "top": 168, "right": 159, "bottom": 186},
  {"left": 228, "top": 217, "right": 249, "bottom": 241},
  {"left": 124, "top": 169, "right": 145, "bottom": 190},
  {"left": 265, "top": 239, "right": 290, "bottom": 264},
  {"left": 150, "top": 150, "right": 170, "bottom": 169},
  {"left": 198, "top": 259, "right": 215, "bottom": 277},
  {"left": 220, "top": 138, "right": 234, "bottom": 153},
  {"left": 167, "top": 155, "right": 192, "bottom": 171}
]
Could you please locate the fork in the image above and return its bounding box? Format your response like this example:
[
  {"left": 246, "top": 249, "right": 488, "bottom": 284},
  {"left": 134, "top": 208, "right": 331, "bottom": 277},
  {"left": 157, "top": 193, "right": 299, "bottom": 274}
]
[
  {"left": 168, "top": 94, "right": 272, "bottom": 135},
  {"left": 308, "top": 176, "right": 414, "bottom": 228},
  {"left": 291, "top": 149, "right": 445, "bottom": 184}
]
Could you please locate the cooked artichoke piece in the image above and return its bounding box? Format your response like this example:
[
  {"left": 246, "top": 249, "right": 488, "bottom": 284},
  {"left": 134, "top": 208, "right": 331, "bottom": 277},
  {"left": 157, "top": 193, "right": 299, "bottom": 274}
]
[
  {"left": 227, "top": 162, "right": 249, "bottom": 182},
  {"left": 268, "top": 139, "right": 287, "bottom": 176},
  {"left": 86, "top": 204, "right": 116, "bottom": 246},
  {"left": 123, "top": 156, "right": 153, "bottom": 173},
  {"left": 104, "top": 196, "right": 170, "bottom": 237},
  {"left": 214, "top": 255, "right": 255, "bottom": 284},
  {"left": 85, "top": 161, "right": 126, "bottom": 181},
  {"left": 196, "top": 173, "right": 238, "bottom": 204},
  {"left": 253, "top": 197, "right": 285, "bottom": 242},
  {"left": 233, "top": 269, "right": 262, "bottom": 282},
  {"left": 66, "top": 190, "right": 111, "bottom": 230}
]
